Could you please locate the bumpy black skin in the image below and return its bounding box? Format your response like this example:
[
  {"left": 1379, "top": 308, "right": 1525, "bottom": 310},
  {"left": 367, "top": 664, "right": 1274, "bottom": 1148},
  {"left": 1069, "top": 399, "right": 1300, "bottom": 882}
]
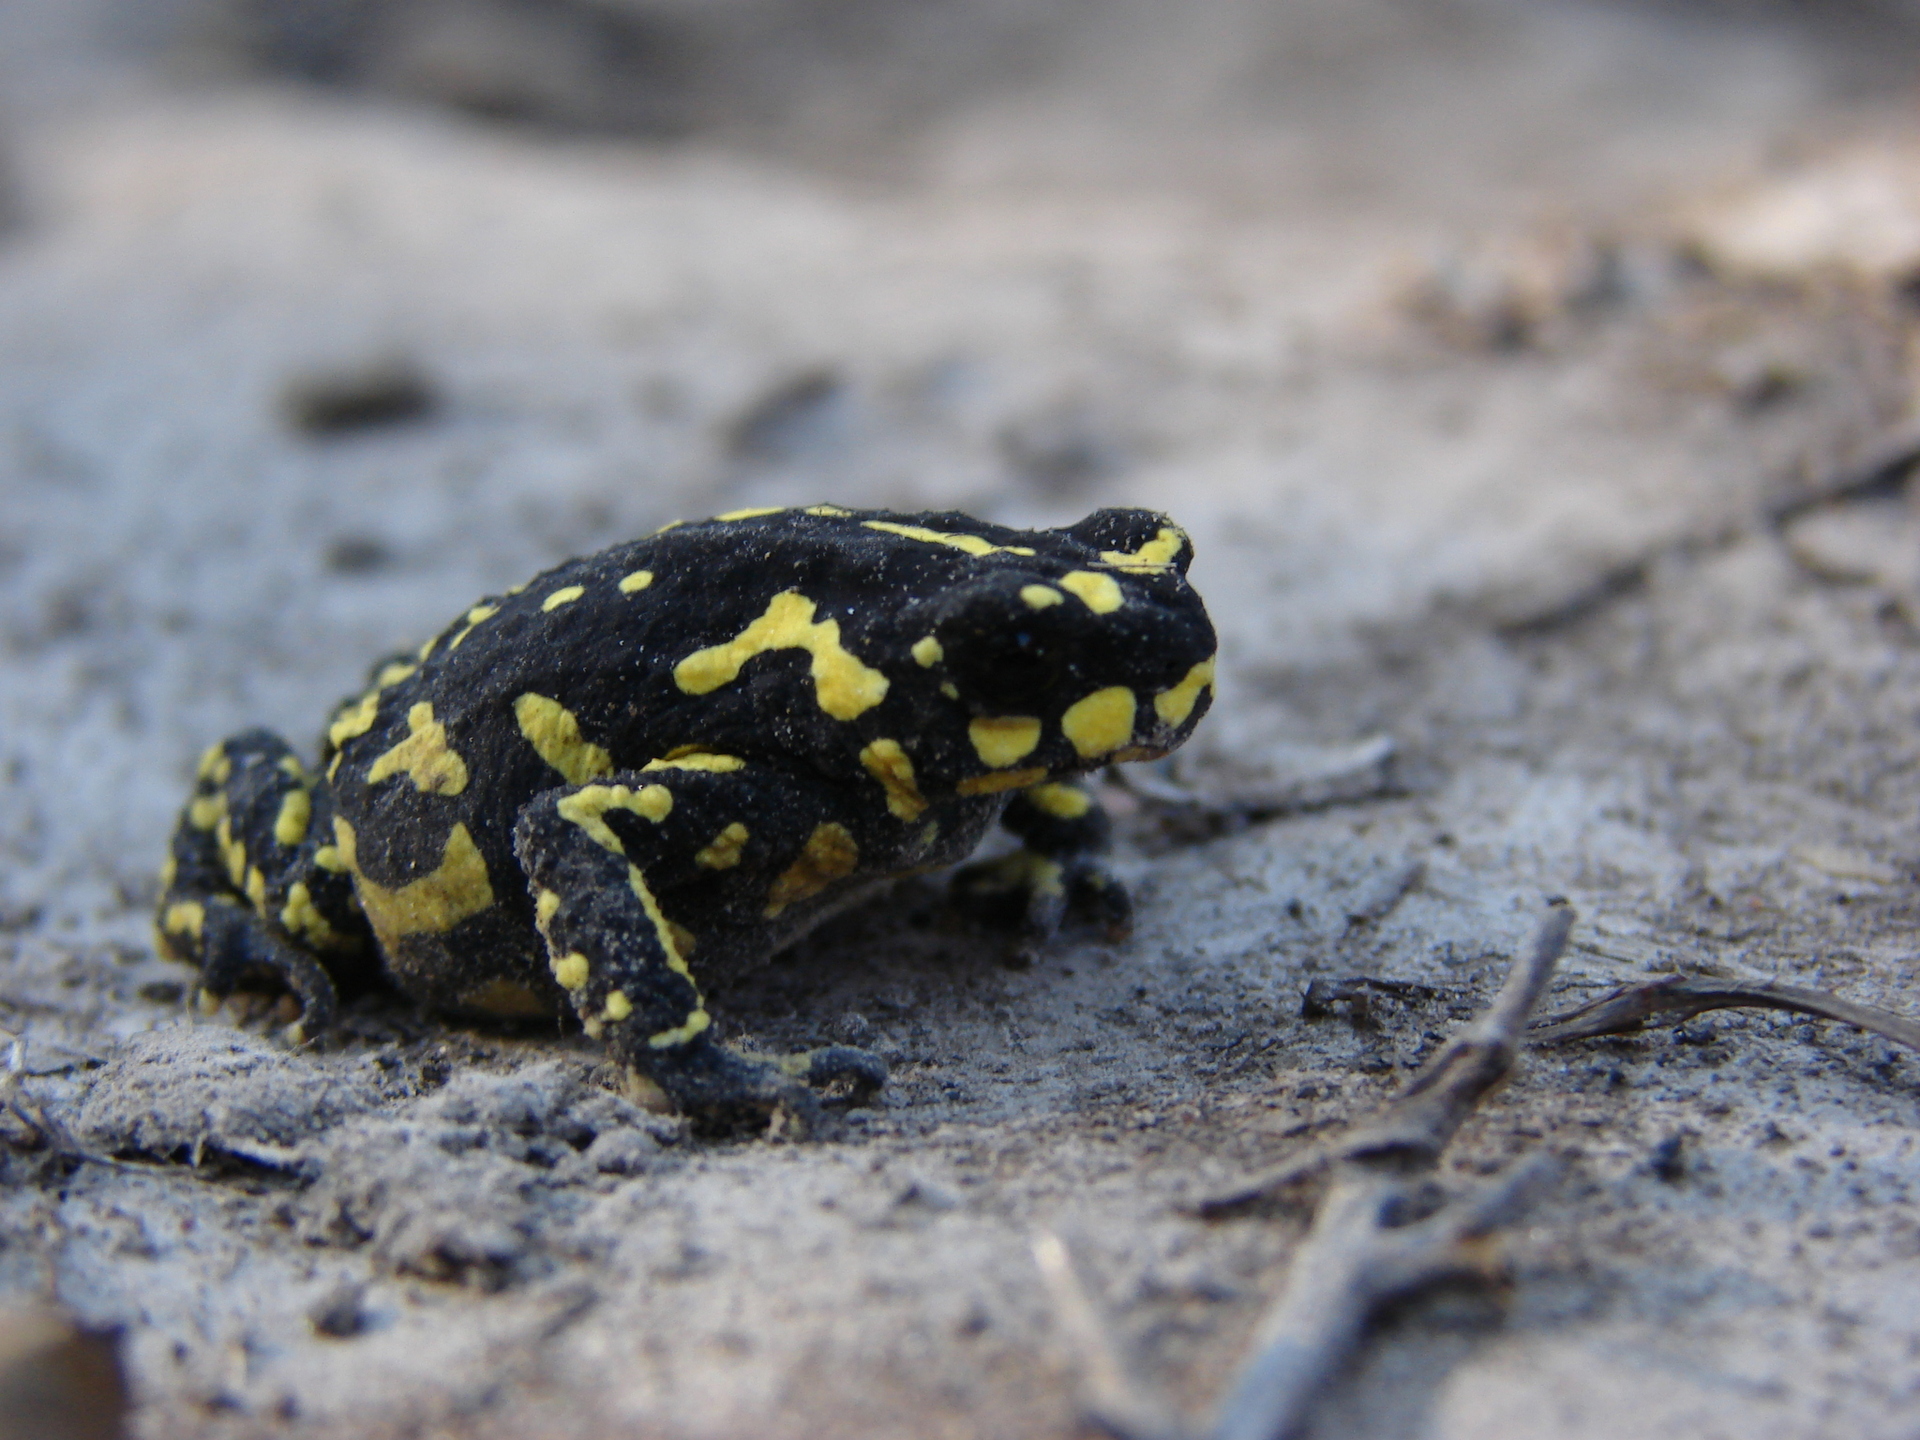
[{"left": 156, "top": 506, "right": 1216, "bottom": 1130}]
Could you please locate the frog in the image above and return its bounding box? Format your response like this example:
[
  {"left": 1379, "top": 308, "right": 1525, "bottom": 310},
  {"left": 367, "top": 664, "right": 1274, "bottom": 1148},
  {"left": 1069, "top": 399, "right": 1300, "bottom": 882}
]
[{"left": 155, "top": 504, "right": 1217, "bottom": 1132}]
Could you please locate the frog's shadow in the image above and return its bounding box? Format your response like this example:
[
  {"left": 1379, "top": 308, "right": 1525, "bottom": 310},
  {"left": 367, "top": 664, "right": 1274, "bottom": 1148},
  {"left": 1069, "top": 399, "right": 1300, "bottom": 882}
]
[{"left": 703, "top": 875, "right": 1032, "bottom": 1053}]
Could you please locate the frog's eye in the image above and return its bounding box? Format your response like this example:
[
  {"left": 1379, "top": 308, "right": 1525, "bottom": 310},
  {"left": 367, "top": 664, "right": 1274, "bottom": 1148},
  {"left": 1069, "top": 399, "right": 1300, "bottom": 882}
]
[{"left": 944, "top": 625, "right": 1064, "bottom": 710}]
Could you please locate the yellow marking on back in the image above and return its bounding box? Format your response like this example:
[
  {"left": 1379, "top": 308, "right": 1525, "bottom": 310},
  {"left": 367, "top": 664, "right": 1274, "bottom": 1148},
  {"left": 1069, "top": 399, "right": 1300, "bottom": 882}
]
[
  {"left": 860, "top": 739, "right": 928, "bottom": 820},
  {"left": 716, "top": 506, "right": 786, "bottom": 521},
  {"left": 1060, "top": 571, "right": 1124, "bottom": 614},
  {"left": 1020, "top": 584, "right": 1064, "bottom": 610},
  {"left": 1062, "top": 687, "right": 1137, "bottom": 758},
  {"left": 956, "top": 766, "right": 1048, "bottom": 796},
  {"left": 1100, "top": 525, "right": 1188, "bottom": 573},
  {"left": 448, "top": 603, "right": 498, "bottom": 650},
  {"left": 552, "top": 952, "right": 589, "bottom": 990},
  {"left": 334, "top": 817, "right": 495, "bottom": 944},
  {"left": 765, "top": 823, "right": 859, "bottom": 917},
  {"left": 861, "top": 520, "right": 1035, "bottom": 558},
  {"left": 160, "top": 854, "right": 178, "bottom": 889},
  {"left": 277, "top": 754, "right": 308, "bottom": 780},
  {"left": 196, "top": 743, "right": 229, "bottom": 782},
  {"left": 603, "top": 991, "right": 633, "bottom": 1022},
  {"left": 535, "top": 889, "right": 561, "bottom": 929},
  {"left": 1154, "top": 656, "right": 1216, "bottom": 727},
  {"left": 696, "top": 822, "right": 750, "bottom": 870},
  {"left": 244, "top": 867, "right": 268, "bottom": 913},
  {"left": 280, "top": 882, "right": 340, "bottom": 947},
  {"left": 216, "top": 815, "right": 247, "bottom": 889},
  {"left": 163, "top": 901, "right": 205, "bottom": 938},
  {"left": 674, "top": 591, "right": 889, "bottom": 721},
  {"left": 274, "top": 788, "right": 312, "bottom": 846},
  {"left": 314, "top": 845, "right": 346, "bottom": 874},
  {"left": 556, "top": 783, "right": 674, "bottom": 854},
  {"left": 1026, "top": 782, "right": 1092, "bottom": 819},
  {"left": 374, "top": 661, "right": 417, "bottom": 689},
  {"left": 368, "top": 702, "right": 470, "bottom": 796},
  {"left": 418, "top": 635, "right": 438, "bottom": 660},
  {"left": 649, "top": 1011, "right": 713, "bottom": 1049},
  {"left": 969, "top": 715, "right": 1042, "bottom": 768},
  {"left": 618, "top": 570, "right": 655, "bottom": 594},
  {"left": 328, "top": 691, "right": 381, "bottom": 750},
  {"left": 806, "top": 504, "right": 853, "bottom": 517},
  {"left": 643, "top": 752, "right": 744, "bottom": 773},
  {"left": 911, "top": 635, "right": 943, "bottom": 667},
  {"left": 460, "top": 979, "right": 550, "bottom": 1018},
  {"left": 543, "top": 585, "right": 585, "bottom": 612},
  {"left": 188, "top": 794, "right": 224, "bottom": 831},
  {"left": 515, "top": 693, "right": 615, "bottom": 784}
]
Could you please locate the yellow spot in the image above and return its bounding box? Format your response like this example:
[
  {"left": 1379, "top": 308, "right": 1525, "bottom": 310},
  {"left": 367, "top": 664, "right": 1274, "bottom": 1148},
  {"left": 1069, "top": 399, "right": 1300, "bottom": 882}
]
[
  {"left": 862, "top": 521, "right": 1035, "bottom": 558},
  {"left": 417, "top": 635, "right": 438, "bottom": 660},
  {"left": 245, "top": 867, "right": 268, "bottom": 913},
  {"left": 552, "top": 952, "right": 590, "bottom": 990},
  {"left": 649, "top": 1010, "right": 713, "bottom": 1049},
  {"left": 314, "top": 845, "right": 346, "bottom": 874},
  {"left": 543, "top": 585, "right": 585, "bottom": 612},
  {"left": 643, "top": 752, "right": 744, "bottom": 773},
  {"left": 1060, "top": 571, "right": 1124, "bottom": 614},
  {"left": 163, "top": 901, "right": 205, "bottom": 938},
  {"left": 1020, "top": 585, "right": 1064, "bottom": 610},
  {"left": 188, "top": 794, "right": 224, "bottom": 831},
  {"left": 940, "top": 682, "right": 959, "bottom": 699},
  {"left": 506, "top": 582, "right": 527, "bottom": 596},
  {"left": 860, "top": 739, "right": 928, "bottom": 820},
  {"left": 535, "top": 889, "right": 561, "bottom": 929},
  {"left": 515, "top": 693, "right": 615, "bottom": 784},
  {"left": 216, "top": 816, "right": 247, "bottom": 889},
  {"left": 335, "top": 818, "right": 495, "bottom": 945},
  {"left": 604, "top": 991, "right": 633, "bottom": 1022},
  {"left": 374, "top": 661, "right": 416, "bottom": 690},
  {"left": 280, "top": 882, "right": 339, "bottom": 947},
  {"left": 912, "top": 635, "right": 943, "bottom": 667},
  {"left": 765, "top": 823, "right": 860, "bottom": 917},
  {"left": 1062, "top": 687, "right": 1137, "bottom": 758},
  {"left": 460, "top": 979, "right": 550, "bottom": 1018},
  {"left": 327, "top": 691, "right": 381, "bottom": 749},
  {"left": 625, "top": 864, "right": 697, "bottom": 984},
  {"left": 915, "top": 820, "right": 940, "bottom": 850},
  {"left": 674, "top": 591, "right": 889, "bottom": 721},
  {"left": 716, "top": 506, "right": 786, "bottom": 521},
  {"left": 806, "top": 504, "right": 853, "bottom": 517},
  {"left": 1100, "top": 525, "right": 1188, "bottom": 573},
  {"left": 654, "top": 519, "right": 685, "bottom": 534},
  {"left": 970, "top": 715, "right": 1042, "bottom": 768},
  {"left": 196, "top": 743, "right": 228, "bottom": 782},
  {"left": 1027, "top": 782, "right": 1092, "bottom": 819},
  {"left": 1153, "top": 656, "right": 1216, "bottom": 727},
  {"left": 957, "top": 766, "right": 1048, "bottom": 796},
  {"left": 160, "top": 854, "right": 178, "bottom": 889},
  {"left": 448, "top": 603, "right": 498, "bottom": 650},
  {"left": 277, "top": 754, "right": 308, "bottom": 780},
  {"left": 618, "top": 570, "right": 655, "bottom": 594},
  {"left": 696, "top": 822, "right": 750, "bottom": 870},
  {"left": 368, "top": 702, "right": 471, "bottom": 796},
  {"left": 556, "top": 783, "right": 674, "bottom": 854}
]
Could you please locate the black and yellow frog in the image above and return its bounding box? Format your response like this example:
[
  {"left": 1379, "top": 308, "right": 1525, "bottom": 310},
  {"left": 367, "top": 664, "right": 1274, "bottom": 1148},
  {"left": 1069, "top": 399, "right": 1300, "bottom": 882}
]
[{"left": 155, "top": 505, "right": 1216, "bottom": 1129}]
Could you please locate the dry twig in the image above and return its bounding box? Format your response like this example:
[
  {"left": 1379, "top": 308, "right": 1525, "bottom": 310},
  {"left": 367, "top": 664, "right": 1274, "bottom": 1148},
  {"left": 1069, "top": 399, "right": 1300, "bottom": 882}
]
[
  {"left": 1038, "top": 901, "right": 1576, "bottom": 1440},
  {"left": 1529, "top": 973, "right": 1920, "bottom": 1053}
]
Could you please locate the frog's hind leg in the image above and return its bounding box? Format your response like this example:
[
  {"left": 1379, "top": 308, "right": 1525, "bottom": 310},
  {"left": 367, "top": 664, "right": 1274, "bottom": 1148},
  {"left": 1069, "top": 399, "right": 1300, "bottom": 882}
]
[
  {"left": 512, "top": 765, "right": 887, "bottom": 1133},
  {"left": 157, "top": 730, "right": 368, "bottom": 1040}
]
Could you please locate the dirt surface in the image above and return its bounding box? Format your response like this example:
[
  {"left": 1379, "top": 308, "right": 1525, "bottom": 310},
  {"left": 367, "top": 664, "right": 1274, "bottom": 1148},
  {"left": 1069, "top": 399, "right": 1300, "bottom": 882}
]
[{"left": 6, "top": 3, "right": 1920, "bottom": 1437}]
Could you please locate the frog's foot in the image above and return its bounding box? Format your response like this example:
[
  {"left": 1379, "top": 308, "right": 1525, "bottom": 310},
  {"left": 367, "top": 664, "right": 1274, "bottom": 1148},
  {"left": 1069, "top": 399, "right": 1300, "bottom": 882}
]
[
  {"left": 952, "top": 849, "right": 1133, "bottom": 947},
  {"left": 195, "top": 900, "right": 340, "bottom": 1044},
  {"left": 655, "top": 1039, "right": 887, "bottom": 1137}
]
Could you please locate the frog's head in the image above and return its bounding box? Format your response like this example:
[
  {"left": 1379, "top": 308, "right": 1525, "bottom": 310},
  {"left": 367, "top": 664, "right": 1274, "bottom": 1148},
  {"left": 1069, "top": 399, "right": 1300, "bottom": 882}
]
[{"left": 900, "top": 508, "right": 1216, "bottom": 792}]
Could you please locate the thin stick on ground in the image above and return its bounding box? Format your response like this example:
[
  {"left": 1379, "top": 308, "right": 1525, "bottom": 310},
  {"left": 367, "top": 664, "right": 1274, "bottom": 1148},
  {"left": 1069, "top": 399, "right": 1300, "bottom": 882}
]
[
  {"left": 1038, "top": 901, "right": 1577, "bottom": 1440},
  {"left": 1529, "top": 973, "right": 1920, "bottom": 1053}
]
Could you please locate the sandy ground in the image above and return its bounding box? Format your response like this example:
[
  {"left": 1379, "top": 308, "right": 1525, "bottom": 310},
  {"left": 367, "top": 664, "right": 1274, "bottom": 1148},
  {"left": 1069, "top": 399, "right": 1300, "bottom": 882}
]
[{"left": 7, "top": 2, "right": 1920, "bottom": 1436}]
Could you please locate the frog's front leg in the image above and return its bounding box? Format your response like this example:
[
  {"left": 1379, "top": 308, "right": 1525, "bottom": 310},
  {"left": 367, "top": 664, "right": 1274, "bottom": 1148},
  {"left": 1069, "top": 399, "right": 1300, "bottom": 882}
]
[
  {"left": 512, "top": 762, "right": 888, "bottom": 1134},
  {"left": 953, "top": 780, "right": 1132, "bottom": 946}
]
